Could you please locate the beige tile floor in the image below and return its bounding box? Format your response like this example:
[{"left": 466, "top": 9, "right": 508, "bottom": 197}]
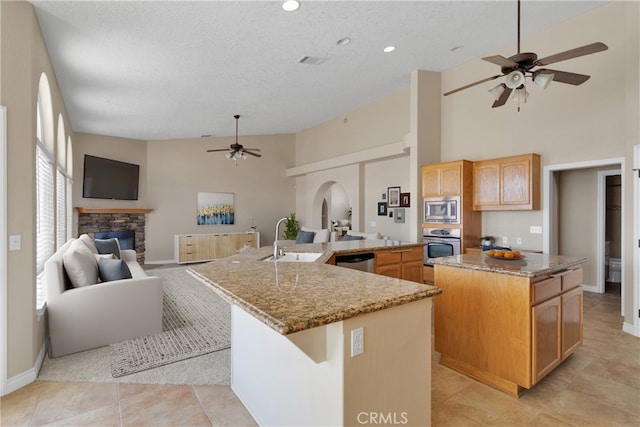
[{"left": 2, "top": 286, "right": 638, "bottom": 426}]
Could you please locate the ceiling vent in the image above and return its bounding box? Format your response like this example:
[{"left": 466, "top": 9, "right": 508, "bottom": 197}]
[{"left": 298, "top": 56, "right": 328, "bottom": 65}]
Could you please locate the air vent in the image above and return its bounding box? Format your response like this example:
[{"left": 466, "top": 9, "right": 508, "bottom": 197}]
[{"left": 298, "top": 56, "right": 328, "bottom": 65}]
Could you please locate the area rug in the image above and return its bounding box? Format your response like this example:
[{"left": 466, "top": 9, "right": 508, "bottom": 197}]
[
  {"left": 37, "top": 266, "right": 232, "bottom": 385},
  {"left": 109, "top": 266, "right": 231, "bottom": 377}
]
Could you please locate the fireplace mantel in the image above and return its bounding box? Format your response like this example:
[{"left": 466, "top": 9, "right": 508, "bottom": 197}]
[{"left": 75, "top": 207, "right": 153, "bottom": 214}]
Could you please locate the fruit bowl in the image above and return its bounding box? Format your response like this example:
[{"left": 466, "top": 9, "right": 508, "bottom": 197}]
[{"left": 486, "top": 250, "right": 525, "bottom": 261}]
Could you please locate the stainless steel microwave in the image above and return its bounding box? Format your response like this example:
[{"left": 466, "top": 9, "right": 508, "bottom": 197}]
[{"left": 423, "top": 196, "right": 460, "bottom": 224}]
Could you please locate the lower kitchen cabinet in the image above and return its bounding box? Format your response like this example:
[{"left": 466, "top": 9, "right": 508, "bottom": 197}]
[
  {"left": 374, "top": 247, "right": 424, "bottom": 283},
  {"left": 175, "top": 232, "right": 260, "bottom": 264},
  {"left": 435, "top": 262, "right": 584, "bottom": 396}
]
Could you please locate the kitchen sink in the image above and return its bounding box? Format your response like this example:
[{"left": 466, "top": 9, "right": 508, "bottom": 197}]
[{"left": 264, "top": 252, "right": 323, "bottom": 262}]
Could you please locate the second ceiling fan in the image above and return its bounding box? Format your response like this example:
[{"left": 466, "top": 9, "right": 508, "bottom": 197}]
[
  {"left": 443, "top": 0, "right": 608, "bottom": 109},
  {"left": 207, "top": 115, "right": 262, "bottom": 159}
]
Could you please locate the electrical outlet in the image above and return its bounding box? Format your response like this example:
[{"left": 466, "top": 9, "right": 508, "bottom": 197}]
[
  {"left": 502, "top": 236, "right": 508, "bottom": 244},
  {"left": 530, "top": 226, "right": 542, "bottom": 234},
  {"left": 9, "top": 235, "right": 21, "bottom": 251},
  {"left": 516, "top": 237, "right": 522, "bottom": 245},
  {"left": 370, "top": 221, "right": 377, "bottom": 227},
  {"left": 351, "top": 327, "right": 364, "bottom": 357}
]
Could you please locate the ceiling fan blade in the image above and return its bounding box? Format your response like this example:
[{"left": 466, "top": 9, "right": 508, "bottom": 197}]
[
  {"left": 243, "top": 150, "right": 262, "bottom": 158},
  {"left": 491, "top": 87, "right": 513, "bottom": 108},
  {"left": 536, "top": 69, "right": 591, "bottom": 85},
  {"left": 207, "top": 148, "right": 232, "bottom": 152},
  {"left": 482, "top": 55, "right": 518, "bottom": 68},
  {"left": 535, "top": 42, "right": 608, "bottom": 66},
  {"left": 242, "top": 148, "right": 261, "bottom": 152},
  {"left": 443, "top": 75, "right": 502, "bottom": 96}
]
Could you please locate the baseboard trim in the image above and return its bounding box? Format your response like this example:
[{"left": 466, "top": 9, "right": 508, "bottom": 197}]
[
  {"left": 4, "top": 341, "right": 47, "bottom": 395},
  {"left": 582, "top": 283, "right": 600, "bottom": 293},
  {"left": 623, "top": 322, "right": 637, "bottom": 337},
  {"left": 144, "top": 259, "right": 176, "bottom": 265}
]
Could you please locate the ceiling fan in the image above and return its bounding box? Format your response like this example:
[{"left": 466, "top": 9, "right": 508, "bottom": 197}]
[
  {"left": 443, "top": 0, "right": 608, "bottom": 109},
  {"left": 207, "top": 115, "right": 262, "bottom": 159}
]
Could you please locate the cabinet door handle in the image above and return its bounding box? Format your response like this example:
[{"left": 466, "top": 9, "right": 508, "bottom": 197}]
[{"left": 391, "top": 249, "right": 412, "bottom": 253}]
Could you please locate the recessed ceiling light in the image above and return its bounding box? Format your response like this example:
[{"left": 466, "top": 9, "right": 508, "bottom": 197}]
[
  {"left": 451, "top": 45, "right": 464, "bottom": 52},
  {"left": 383, "top": 46, "right": 396, "bottom": 53},
  {"left": 336, "top": 37, "right": 351, "bottom": 46},
  {"left": 282, "top": 1, "right": 300, "bottom": 12}
]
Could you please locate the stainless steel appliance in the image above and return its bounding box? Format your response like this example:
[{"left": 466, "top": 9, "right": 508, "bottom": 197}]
[
  {"left": 423, "top": 196, "right": 460, "bottom": 224},
  {"left": 335, "top": 253, "right": 375, "bottom": 272},
  {"left": 423, "top": 228, "right": 461, "bottom": 266}
]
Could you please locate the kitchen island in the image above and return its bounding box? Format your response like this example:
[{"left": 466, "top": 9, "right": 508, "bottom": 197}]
[
  {"left": 189, "top": 240, "right": 440, "bottom": 426},
  {"left": 431, "top": 252, "right": 586, "bottom": 397}
]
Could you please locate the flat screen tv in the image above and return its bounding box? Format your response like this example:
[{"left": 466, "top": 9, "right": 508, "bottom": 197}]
[{"left": 82, "top": 155, "right": 140, "bottom": 200}]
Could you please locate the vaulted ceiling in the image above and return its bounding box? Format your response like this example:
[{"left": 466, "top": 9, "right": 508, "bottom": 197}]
[{"left": 31, "top": 1, "right": 605, "bottom": 140}]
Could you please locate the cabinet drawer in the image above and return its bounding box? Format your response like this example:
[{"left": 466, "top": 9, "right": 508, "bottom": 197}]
[
  {"left": 398, "top": 247, "right": 423, "bottom": 262},
  {"left": 531, "top": 276, "right": 561, "bottom": 305},
  {"left": 558, "top": 268, "right": 583, "bottom": 292},
  {"left": 375, "top": 250, "right": 402, "bottom": 266}
]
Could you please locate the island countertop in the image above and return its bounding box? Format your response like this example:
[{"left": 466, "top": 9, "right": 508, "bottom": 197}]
[
  {"left": 188, "top": 241, "right": 440, "bottom": 335},
  {"left": 430, "top": 252, "right": 587, "bottom": 278}
]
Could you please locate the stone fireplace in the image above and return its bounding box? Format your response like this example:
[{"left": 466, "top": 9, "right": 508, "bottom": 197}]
[{"left": 76, "top": 208, "right": 153, "bottom": 263}]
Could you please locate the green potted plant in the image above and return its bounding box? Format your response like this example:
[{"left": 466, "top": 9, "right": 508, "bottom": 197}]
[
  {"left": 283, "top": 213, "right": 300, "bottom": 240},
  {"left": 479, "top": 235, "right": 495, "bottom": 247}
]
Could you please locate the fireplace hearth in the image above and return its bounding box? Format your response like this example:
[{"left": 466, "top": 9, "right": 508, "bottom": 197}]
[{"left": 76, "top": 207, "right": 153, "bottom": 263}]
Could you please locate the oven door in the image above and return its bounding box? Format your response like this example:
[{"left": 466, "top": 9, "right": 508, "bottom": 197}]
[{"left": 423, "top": 238, "right": 461, "bottom": 266}]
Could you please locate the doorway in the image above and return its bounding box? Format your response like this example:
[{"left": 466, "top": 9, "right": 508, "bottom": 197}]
[{"left": 543, "top": 157, "right": 626, "bottom": 330}]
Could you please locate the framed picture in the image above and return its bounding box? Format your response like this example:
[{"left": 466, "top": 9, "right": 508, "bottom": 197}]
[
  {"left": 400, "top": 193, "right": 411, "bottom": 207},
  {"left": 387, "top": 186, "right": 401, "bottom": 207},
  {"left": 377, "top": 202, "right": 388, "bottom": 216},
  {"left": 381, "top": 193, "right": 386, "bottom": 200},
  {"left": 197, "top": 192, "right": 235, "bottom": 225},
  {"left": 388, "top": 210, "right": 393, "bottom": 218},
  {"left": 394, "top": 208, "right": 405, "bottom": 223}
]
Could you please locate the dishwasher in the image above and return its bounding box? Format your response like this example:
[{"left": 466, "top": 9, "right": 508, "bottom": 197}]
[{"left": 335, "top": 253, "right": 375, "bottom": 272}]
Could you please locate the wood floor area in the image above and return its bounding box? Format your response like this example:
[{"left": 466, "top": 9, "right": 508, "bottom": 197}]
[{"left": 2, "top": 288, "right": 638, "bottom": 426}]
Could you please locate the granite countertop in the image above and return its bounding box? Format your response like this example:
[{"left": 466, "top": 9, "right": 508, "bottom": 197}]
[
  {"left": 188, "top": 241, "right": 440, "bottom": 335},
  {"left": 430, "top": 252, "right": 587, "bottom": 278}
]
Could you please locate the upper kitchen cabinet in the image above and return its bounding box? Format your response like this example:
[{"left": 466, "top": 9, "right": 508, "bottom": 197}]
[
  {"left": 422, "top": 160, "right": 469, "bottom": 197},
  {"left": 473, "top": 153, "right": 541, "bottom": 211}
]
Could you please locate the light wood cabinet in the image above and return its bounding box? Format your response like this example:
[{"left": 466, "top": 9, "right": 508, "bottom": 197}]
[
  {"left": 422, "top": 161, "right": 462, "bottom": 197},
  {"left": 473, "top": 153, "right": 541, "bottom": 211},
  {"left": 175, "top": 232, "right": 260, "bottom": 264},
  {"left": 435, "top": 264, "right": 583, "bottom": 396},
  {"left": 374, "top": 247, "right": 423, "bottom": 283}
]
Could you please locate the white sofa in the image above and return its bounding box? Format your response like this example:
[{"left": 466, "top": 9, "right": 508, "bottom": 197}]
[{"left": 45, "top": 236, "right": 163, "bottom": 357}]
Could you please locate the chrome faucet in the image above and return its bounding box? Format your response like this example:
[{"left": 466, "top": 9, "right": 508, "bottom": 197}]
[{"left": 274, "top": 217, "right": 287, "bottom": 260}]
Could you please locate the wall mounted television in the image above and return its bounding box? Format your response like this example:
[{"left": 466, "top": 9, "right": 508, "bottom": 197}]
[{"left": 82, "top": 155, "right": 140, "bottom": 200}]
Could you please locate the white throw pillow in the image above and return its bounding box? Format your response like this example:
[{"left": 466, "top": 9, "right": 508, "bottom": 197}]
[
  {"left": 300, "top": 227, "right": 330, "bottom": 243},
  {"left": 63, "top": 240, "right": 99, "bottom": 288},
  {"left": 78, "top": 234, "right": 98, "bottom": 254},
  {"left": 346, "top": 230, "right": 383, "bottom": 240}
]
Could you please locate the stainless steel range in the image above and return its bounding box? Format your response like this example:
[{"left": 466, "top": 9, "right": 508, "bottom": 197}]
[{"left": 423, "top": 227, "right": 461, "bottom": 266}]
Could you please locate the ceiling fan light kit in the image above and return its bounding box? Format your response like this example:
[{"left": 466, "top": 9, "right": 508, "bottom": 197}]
[{"left": 444, "top": 0, "right": 607, "bottom": 111}]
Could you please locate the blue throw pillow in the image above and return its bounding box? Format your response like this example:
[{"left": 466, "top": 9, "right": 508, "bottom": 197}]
[
  {"left": 98, "top": 257, "right": 132, "bottom": 282},
  {"left": 94, "top": 238, "right": 121, "bottom": 259},
  {"left": 342, "top": 235, "right": 364, "bottom": 241},
  {"left": 295, "top": 230, "right": 316, "bottom": 244}
]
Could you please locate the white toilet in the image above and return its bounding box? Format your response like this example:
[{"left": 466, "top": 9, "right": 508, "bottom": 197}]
[{"left": 608, "top": 258, "right": 621, "bottom": 283}]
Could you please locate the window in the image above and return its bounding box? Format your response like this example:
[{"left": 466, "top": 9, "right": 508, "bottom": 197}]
[
  {"left": 56, "top": 115, "right": 68, "bottom": 248},
  {"left": 36, "top": 142, "right": 54, "bottom": 310},
  {"left": 36, "top": 74, "right": 55, "bottom": 311}
]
